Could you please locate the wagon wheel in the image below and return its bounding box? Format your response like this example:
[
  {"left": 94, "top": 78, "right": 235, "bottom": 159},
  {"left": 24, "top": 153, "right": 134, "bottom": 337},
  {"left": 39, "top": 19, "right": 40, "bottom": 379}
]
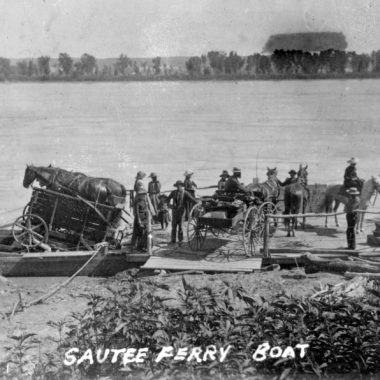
[
  {"left": 242, "top": 206, "right": 261, "bottom": 256},
  {"left": 12, "top": 214, "right": 48, "bottom": 248},
  {"left": 187, "top": 203, "right": 207, "bottom": 251},
  {"left": 258, "top": 202, "right": 278, "bottom": 240}
]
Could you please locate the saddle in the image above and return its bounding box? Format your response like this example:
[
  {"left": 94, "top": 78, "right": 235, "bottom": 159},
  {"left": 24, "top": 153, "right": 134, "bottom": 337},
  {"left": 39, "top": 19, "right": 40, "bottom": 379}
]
[{"left": 339, "top": 178, "right": 364, "bottom": 196}]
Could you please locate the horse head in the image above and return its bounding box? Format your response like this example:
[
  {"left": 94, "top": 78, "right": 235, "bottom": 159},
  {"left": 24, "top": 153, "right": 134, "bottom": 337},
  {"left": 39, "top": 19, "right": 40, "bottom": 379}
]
[
  {"left": 297, "top": 164, "right": 308, "bottom": 180},
  {"left": 266, "top": 167, "right": 278, "bottom": 179},
  {"left": 23, "top": 165, "right": 36, "bottom": 188}
]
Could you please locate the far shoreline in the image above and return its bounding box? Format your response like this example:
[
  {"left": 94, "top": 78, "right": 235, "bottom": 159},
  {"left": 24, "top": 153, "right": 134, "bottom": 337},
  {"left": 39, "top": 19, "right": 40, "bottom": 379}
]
[{"left": 2, "top": 72, "right": 380, "bottom": 83}]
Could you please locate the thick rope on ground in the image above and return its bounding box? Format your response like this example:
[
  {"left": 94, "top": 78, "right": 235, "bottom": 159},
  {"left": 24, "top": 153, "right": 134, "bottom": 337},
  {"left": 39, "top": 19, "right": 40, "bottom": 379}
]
[{"left": 9, "top": 243, "right": 106, "bottom": 319}]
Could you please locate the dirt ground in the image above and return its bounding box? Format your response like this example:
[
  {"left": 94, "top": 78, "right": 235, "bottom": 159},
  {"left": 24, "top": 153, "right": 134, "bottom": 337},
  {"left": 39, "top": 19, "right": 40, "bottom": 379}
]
[{"left": 1, "top": 204, "right": 380, "bottom": 364}]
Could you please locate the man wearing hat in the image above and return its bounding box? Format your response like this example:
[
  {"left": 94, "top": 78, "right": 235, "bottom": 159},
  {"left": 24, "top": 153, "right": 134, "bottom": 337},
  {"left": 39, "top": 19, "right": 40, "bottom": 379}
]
[
  {"left": 344, "top": 157, "right": 363, "bottom": 193},
  {"left": 167, "top": 180, "right": 197, "bottom": 245},
  {"left": 218, "top": 170, "right": 230, "bottom": 191},
  {"left": 131, "top": 187, "right": 152, "bottom": 251},
  {"left": 280, "top": 170, "right": 297, "bottom": 187},
  {"left": 148, "top": 172, "right": 161, "bottom": 220},
  {"left": 184, "top": 170, "right": 197, "bottom": 220},
  {"left": 225, "top": 168, "right": 250, "bottom": 195},
  {"left": 344, "top": 187, "right": 360, "bottom": 249}
]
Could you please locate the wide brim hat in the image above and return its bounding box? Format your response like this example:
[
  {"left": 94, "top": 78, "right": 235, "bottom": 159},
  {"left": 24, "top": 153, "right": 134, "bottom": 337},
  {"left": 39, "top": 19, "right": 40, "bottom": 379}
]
[
  {"left": 136, "top": 171, "right": 146, "bottom": 179},
  {"left": 347, "top": 157, "right": 359, "bottom": 165},
  {"left": 184, "top": 170, "right": 194, "bottom": 177},
  {"left": 149, "top": 172, "right": 157, "bottom": 178},
  {"left": 220, "top": 170, "right": 229, "bottom": 177},
  {"left": 173, "top": 180, "right": 185, "bottom": 187},
  {"left": 232, "top": 167, "right": 241, "bottom": 173},
  {"left": 346, "top": 187, "right": 360, "bottom": 195},
  {"left": 288, "top": 170, "right": 297, "bottom": 175}
]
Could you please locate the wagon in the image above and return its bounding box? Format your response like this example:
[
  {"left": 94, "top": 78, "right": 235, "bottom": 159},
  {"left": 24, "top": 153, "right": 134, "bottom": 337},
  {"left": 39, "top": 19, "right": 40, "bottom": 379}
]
[
  {"left": 187, "top": 193, "right": 277, "bottom": 256},
  {"left": 11, "top": 187, "right": 125, "bottom": 251}
]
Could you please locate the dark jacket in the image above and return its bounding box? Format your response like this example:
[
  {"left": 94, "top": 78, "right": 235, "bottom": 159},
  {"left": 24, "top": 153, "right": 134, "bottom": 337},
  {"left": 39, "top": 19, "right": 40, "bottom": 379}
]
[
  {"left": 148, "top": 180, "right": 161, "bottom": 194},
  {"left": 218, "top": 178, "right": 228, "bottom": 190},
  {"left": 133, "top": 194, "right": 150, "bottom": 225},
  {"left": 344, "top": 165, "right": 357, "bottom": 181},
  {"left": 168, "top": 189, "right": 197, "bottom": 214},
  {"left": 225, "top": 175, "right": 249, "bottom": 194},
  {"left": 345, "top": 196, "right": 360, "bottom": 213},
  {"left": 280, "top": 177, "right": 297, "bottom": 187}
]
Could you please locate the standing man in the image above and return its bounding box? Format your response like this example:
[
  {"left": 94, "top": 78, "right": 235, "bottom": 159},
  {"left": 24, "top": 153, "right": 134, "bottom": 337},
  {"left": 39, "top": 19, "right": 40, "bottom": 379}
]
[
  {"left": 148, "top": 172, "right": 161, "bottom": 220},
  {"left": 225, "top": 167, "right": 250, "bottom": 195},
  {"left": 167, "top": 180, "right": 197, "bottom": 246},
  {"left": 134, "top": 171, "right": 146, "bottom": 192},
  {"left": 344, "top": 187, "right": 360, "bottom": 250},
  {"left": 218, "top": 170, "right": 230, "bottom": 190},
  {"left": 280, "top": 170, "right": 297, "bottom": 187},
  {"left": 184, "top": 170, "right": 197, "bottom": 220},
  {"left": 132, "top": 188, "right": 152, "bottom": 251}
]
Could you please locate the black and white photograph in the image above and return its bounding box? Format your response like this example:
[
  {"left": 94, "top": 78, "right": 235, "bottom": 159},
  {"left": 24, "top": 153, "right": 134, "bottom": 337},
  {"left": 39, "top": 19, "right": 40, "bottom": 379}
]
[{"left": 0, "top": 0, "right": 380, "bottom": 379}]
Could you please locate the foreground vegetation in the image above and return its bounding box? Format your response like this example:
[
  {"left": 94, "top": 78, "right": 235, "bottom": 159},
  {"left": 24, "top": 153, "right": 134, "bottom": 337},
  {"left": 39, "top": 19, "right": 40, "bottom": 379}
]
[
  {"left": 2, "top": 48, "right": 380, "bottom": 82},
  {"left": 1, "top": 272, "right": 379, "bottom": 380}
]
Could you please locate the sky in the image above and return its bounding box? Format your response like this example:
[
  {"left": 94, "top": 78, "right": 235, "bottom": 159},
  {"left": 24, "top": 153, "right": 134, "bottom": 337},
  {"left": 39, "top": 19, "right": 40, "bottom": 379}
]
[{"left": 0, "top": 0, "right": 379, "bottom": 58}]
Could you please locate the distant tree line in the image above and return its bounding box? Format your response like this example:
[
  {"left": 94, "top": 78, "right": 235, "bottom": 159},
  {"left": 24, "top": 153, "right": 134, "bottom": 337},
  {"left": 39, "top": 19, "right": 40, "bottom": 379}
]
[
  {"left": 1, "top": 49, "right": 380, "bottom": 81},
  {"left": 185, "top": 49, "right": 380, "bottom": 78},
  {"left": 0, "top": 53, "right": 176, "bottom": 81}
]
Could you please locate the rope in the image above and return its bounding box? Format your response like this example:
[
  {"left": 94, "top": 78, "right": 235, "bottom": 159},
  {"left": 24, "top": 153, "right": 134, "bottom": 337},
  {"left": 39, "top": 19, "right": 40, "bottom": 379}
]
[{"left": 9, "top": 243, "right": 106, "bottom": 318}]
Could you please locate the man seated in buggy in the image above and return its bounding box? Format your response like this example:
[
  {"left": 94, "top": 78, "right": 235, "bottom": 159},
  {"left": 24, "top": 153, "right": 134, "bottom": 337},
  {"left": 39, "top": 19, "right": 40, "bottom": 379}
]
[{"left": 214, "top": 167, "right": 259, "bottom": 208}]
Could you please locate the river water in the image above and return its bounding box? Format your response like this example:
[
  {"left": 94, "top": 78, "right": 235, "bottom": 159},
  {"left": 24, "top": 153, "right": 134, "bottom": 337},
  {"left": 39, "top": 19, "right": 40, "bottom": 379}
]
[{"left": 0, "top": 79, "right": 379, "bottom": 221}]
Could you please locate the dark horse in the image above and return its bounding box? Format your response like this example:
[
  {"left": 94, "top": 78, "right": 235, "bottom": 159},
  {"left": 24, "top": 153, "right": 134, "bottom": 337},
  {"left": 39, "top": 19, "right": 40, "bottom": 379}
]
[
  {"left": 284, "top": 164, "right": 309, "bottom": 237},
  {"left": 23, "top": 165, "right": 127, "bottom": 206}
]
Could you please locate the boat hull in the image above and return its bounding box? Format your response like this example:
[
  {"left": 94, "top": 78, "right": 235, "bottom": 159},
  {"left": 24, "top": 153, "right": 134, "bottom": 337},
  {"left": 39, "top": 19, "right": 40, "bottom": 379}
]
[{"left": 0, "top": 250, "right": 149, "bottom": 277}]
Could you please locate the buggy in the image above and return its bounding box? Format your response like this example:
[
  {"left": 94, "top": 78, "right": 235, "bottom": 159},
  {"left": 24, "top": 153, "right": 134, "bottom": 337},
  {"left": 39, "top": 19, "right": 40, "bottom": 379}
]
[{"left": 187, "top": 193, "right": 277, "bottom": 256}]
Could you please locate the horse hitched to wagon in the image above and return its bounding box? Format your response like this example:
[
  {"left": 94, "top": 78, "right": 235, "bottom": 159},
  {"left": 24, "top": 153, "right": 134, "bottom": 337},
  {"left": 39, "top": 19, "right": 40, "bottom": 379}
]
[
  {"left": 187, "top": 192, "right": 278, "bottom": 256},
  {"left": 11, "top": 165, "right": 130, "bottom": 252}
]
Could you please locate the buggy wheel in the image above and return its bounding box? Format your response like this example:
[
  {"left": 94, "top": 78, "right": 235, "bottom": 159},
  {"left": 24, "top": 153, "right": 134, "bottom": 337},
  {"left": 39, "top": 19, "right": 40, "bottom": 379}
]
[
  {"left": 187, "top": 204, "right": 207, "bottom": 251},
  {"left": 243, "top": 206, "right": 261, "bottom": 256},
  {"left": 12, "top": 214, "right": 49, "bottom": 248},
  {"left": 258, "top": 202, "right": 278, "bottom": 241}
]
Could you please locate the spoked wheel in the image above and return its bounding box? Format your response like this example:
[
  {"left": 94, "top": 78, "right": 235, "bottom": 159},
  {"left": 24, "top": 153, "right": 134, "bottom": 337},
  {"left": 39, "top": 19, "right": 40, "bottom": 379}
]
[
  {"left": 12, "top": 213, "right": 49, "bottom": 249},
  {"left": 243, "top": 206, "right": 261, "bottom": 256},
  {"left": 258, "top": 202, "right": 278, "bottom": 242},
  {"left": 187, "top": 203, "right": 207, "bottom": 251}
]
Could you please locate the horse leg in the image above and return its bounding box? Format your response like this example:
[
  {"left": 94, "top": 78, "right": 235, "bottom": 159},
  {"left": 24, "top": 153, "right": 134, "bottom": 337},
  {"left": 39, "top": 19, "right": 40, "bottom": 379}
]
[
  {"left": 358, "top": 211, "right": 365, "bottom": 233},
  {"left": 324, "top": 199, "right": 331, "bottom": 228},
  {"left": 333, "top": 201, "right": 340, "bottom": 227}
]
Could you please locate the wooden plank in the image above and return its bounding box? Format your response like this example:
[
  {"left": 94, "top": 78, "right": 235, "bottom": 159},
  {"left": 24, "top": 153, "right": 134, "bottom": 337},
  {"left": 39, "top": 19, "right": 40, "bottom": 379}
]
[
  {"left": 141, "top": 256, "right": 262, "bottom": 272},
  {"left": 262, "top": 248, "right": 360, "bottom": 256}
]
